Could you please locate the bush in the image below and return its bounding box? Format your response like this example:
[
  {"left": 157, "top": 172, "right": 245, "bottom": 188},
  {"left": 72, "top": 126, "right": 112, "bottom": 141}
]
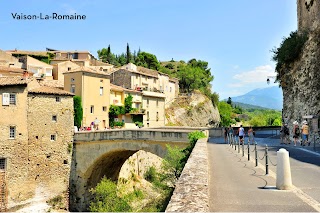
[
  {"left": 89, "top": 177, "right": 131, "bottom": 212},
  {"left": 144, "top": 166, "right": 157, "bottom": 182},
  {"left": 272, "top": 30, "right": 308, "bottom": 80}
]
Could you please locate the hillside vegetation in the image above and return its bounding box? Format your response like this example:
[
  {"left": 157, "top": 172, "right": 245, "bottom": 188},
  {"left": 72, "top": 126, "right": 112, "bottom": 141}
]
[{"left": 219, "top": 98, "right": 282, "bottom": 127}]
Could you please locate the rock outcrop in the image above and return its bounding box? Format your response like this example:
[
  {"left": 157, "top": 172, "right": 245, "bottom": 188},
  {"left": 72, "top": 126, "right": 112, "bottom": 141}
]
[
  {"left": 165, "top": 91, "right": 220, "bottom": 127},
  {"left": 282, "top": 1, "right": 320, "bottom": 131}
]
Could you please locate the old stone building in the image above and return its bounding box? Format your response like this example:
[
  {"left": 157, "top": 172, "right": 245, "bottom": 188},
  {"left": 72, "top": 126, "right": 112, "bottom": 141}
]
[
  {"left": 63, "top": 66, "right": 110, "bottom": 129},
  {"left": 0, "top": 76, "right": 74, "bottom": 211}
]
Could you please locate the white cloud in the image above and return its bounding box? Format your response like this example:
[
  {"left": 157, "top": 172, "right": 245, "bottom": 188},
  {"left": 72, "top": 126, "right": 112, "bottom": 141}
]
[
  {"left": 232, "top": 65, "right": 276, "bottom": 83},
  {"left": 61, "top": 3, "right": 77, "bottom": 14}
]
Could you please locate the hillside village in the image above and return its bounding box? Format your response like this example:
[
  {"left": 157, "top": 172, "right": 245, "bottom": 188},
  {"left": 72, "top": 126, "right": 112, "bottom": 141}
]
[{"left": 0, "top": 48, "right": 185, "bottom": 211}]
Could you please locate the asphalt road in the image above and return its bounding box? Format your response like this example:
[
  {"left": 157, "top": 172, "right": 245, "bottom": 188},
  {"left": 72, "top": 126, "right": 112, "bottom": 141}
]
[{"left": 208, "top": 136, "right": 320, "bottom": 212}]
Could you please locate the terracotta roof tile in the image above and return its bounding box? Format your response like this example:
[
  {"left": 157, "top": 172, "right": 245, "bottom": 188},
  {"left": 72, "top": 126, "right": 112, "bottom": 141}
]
[
  {"left": 0, "top": 66, "right": 26, "bottom": 73},
  {"left": 136, "top": 66, "right": 158, "bottom": 77},
  {"left": 39, "top": 80, "right": 64, "bottom": 88},
  {"left": 64, "top": 66, "right": 110, "bottom": 76},
  {"left": 28, "top": 86, "right": 74, "bottom": 96},
  {"left": 0, "top": 76, "right": 29, "bottom": 86}
]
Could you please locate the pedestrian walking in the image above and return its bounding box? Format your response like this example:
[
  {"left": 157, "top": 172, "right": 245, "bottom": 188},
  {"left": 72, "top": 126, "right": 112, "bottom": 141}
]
[
  {"left": 229, "top": 125, "right": 234, "bottom": 138},
  {"left": 238, "top": 125, "right": 245, "bottom": 145},
  {"left": 292, "top": 121, "right": 300, "bottom": 146},
  {"left": 248, "top": 126, "right": 255, "bottom": 145},
  {"left": 224, "top": 127, "right": 229, "bottom": 143},
  {"left": 280, "top": 123, "right": 290, "bottom": 144},
  {"left": 301, "top": 120, "right": 310, "bottom": 146}
]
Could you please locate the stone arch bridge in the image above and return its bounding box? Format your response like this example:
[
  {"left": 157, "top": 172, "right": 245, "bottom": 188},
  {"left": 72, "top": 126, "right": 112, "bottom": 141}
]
[{"left": 70, "top": 128, "right": 200, "bottom": 211}]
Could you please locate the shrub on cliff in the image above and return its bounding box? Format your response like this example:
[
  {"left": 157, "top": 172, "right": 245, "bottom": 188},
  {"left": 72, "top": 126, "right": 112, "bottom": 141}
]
[{"left": 272, "top": 30, "right": 308, "bottom": 79}]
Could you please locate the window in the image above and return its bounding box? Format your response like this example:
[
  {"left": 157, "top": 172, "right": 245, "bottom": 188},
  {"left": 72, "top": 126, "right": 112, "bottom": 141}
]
[
  {"left": 68, "top": 67, "right": 71, "bottom": 71},
  {"left": 71, "top": 78, "right": 75, "bottom": 82},
  {"left": 0, "top": 159, "right": 6, "bottom": 171},
  {"left": 100, "top": 87, "right": 103, "bottom": 96},
  {"left": 9, "top": 126, "right": 15, "bottom": 139},
  {"left": 156, "top": 100, "right": 159, "bottom": 107},
  {"left": 50, "top": 135, "right": 56, "bottom": 141},
  {"left": 71, "top": 84, "right": 75, "bottom": 93},
  {"left": 153, "top": 78, "right": 156, "bottom": 83},
  {"left": 9, "top": 94, "right": 16, "bottom": 105},
  {"left": 56, "top": 97, "right": 61, "bottom": 102},
  {"left": 100, "top": 79, "right": 103, "bottom": 83},
  {"left": 147, "top": 99, "right": 149, "bottom": 105},
  {"left": 90, "top": 105, "right": 94, "bottom": 114},
  {"left": 156, "top": 112, "right": 159, "bottom": 121},
  {"left": 52, "top": 115, "right": 57, "bottom": 122},
  {"left": 46, "top": 68, "right": 52, "bottom": 77},
  {"left": 147, "top": 111, "right": 150, "bottom": 121},
  {"left": 170, "top": 87, "right": 172, "bottom": 92},
  {"left": 102, "top": 106, "right": 107, "bottom": 112},
  {"left": 136, "top": 75, "right": 138, "bottom": 79}
]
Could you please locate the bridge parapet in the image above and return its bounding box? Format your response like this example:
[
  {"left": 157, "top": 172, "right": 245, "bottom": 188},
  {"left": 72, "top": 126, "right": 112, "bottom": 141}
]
[
  {"left": 166, "top": 137, "right": 209, "bottom": 212},
  {"left": 74, "top": 129, "right": 194, "bottom": 143}
]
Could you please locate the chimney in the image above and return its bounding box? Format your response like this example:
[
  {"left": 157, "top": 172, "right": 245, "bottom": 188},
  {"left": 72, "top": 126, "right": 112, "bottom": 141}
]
[{"left": 23, "top": 70, "right": 29, "bottom": 79}]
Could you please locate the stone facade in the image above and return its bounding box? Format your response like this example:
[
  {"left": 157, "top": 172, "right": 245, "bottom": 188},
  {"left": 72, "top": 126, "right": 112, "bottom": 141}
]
[
  {"left": 297, "top": 0, "right": 320, "bottom": 31},
  {"left": 0, "top": 77, "right": 74, "bottom": 210}
]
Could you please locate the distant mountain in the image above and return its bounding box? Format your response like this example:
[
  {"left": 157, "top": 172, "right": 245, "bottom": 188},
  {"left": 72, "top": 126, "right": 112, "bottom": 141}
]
[
  {"left": 232, "top": 102, "right": 270, "bottom": 110},
  {"left": 229, "top": 86, "right": 283, "bottom": 110}
]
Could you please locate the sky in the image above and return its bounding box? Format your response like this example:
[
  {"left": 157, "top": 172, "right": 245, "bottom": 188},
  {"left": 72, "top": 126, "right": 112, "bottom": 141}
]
[{"left": 0, "top": 0, "right": 297, "bottom": 100}]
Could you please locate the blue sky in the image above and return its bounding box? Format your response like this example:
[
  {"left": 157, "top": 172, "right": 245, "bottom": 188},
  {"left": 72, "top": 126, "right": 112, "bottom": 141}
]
[{"left": 0, "top": 0, "right": 297, "bottom": 99}]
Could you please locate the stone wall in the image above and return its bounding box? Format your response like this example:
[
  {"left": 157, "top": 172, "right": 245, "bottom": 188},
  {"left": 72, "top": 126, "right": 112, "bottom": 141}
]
[
  {"left": 110, "top": 69, "right": 132, "bottom": 89},
  {"left": 297, "top": 0, "right": 320, "bottom": 31},
  {"left": 166, "top": 136, "right": 209, "bottom": 212},
  {"left": 0, "top": 85, "right": 29, "bottom": 209},
  {"left": 27, "top": 93, "right": 74, "bottom": 205}
]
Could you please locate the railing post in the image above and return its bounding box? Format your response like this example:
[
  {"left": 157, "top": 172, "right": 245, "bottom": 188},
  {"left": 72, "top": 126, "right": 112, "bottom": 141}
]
[
  {"left": 247, "top": 142, "right": 250, "bottom": 161},
  {"left": 314, "top": 134, "right": 316, "bottom": 149},
  {"left": 235, "top": 138, "right": 237, "bottom": 151},
  {"left": 265, "top": 145, "right": 269, "bottom": 175},
  {"left": 242, "top": 141, "right": 244, "bottom": 157},
  {"left": 255, "top": 143, "right": 258, "bottom": 167},
  {"left": 231, "top": 136, "right": 234, "bottom": 148}
]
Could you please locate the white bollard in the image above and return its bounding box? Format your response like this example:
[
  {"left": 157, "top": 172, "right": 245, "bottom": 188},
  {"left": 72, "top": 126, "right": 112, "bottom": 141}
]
[{"left": 276, "top": 148, "right": 292, "bottom": 190}]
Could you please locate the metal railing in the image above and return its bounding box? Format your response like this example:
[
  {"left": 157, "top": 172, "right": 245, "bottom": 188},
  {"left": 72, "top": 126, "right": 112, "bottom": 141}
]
[{"left": 227, "top": 134, "right": 276, "bottom": 175}]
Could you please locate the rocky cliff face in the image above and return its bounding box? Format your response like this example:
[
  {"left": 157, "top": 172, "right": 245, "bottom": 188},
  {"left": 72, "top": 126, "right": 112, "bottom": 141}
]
[
  {"left": 165, "top": 91, "right": 220, "bottom": 127},
  {"left": 282, "top": 27, "right": 320, "bottom": 130}
]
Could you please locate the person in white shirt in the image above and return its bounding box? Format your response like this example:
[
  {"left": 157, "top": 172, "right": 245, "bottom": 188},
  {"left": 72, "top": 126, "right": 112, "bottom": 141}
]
[{"left": 238, "top": 125, "right": 245, "bottom": 144}]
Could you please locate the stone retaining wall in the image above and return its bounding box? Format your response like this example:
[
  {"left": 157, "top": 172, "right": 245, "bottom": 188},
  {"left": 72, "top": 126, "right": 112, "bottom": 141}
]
[{"left": 165, "top": 137, "right": 209, "bottom": 212}]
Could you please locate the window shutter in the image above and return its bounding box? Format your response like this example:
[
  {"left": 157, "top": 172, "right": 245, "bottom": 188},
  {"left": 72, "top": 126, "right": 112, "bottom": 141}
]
[{"left": 2, "top": 93, "right": 9, "bottom": 105}]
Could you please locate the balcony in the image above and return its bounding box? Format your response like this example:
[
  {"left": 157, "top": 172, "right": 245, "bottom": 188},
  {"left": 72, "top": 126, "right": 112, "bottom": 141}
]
[{"left": 127, "top": 108, "right": 146, "bottom": 115}]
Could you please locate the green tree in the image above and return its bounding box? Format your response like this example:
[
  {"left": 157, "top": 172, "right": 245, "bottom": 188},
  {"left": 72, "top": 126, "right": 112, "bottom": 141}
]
[
  {"left": 89, "top": 177, "right": 131, "bottom": 212},
  {"left": 161, "top": 145, "right": 185, "bottom": 187},
  {"left": 124, "top": 94, "right": 133, "bottom": 113},
  {"left": 227, "top": 97, "right": 232, "bottom": 105},
  {"left": 136, "top": 52, "right": 160, "bottom": 70},
  {"left": 126, "top": 43, "right": 132, "bottom": 64},
  {"left": 73, "top": 96, "right": 83, "bottom": 128},
  {"left": 218, "top": 101, "right": 235, "bottom": 127}
]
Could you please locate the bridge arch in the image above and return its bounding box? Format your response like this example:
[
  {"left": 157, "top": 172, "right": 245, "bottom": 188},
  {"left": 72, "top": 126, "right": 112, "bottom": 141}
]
[{"left": 70, "top": 139, "right": 188, "bottom": 211}]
